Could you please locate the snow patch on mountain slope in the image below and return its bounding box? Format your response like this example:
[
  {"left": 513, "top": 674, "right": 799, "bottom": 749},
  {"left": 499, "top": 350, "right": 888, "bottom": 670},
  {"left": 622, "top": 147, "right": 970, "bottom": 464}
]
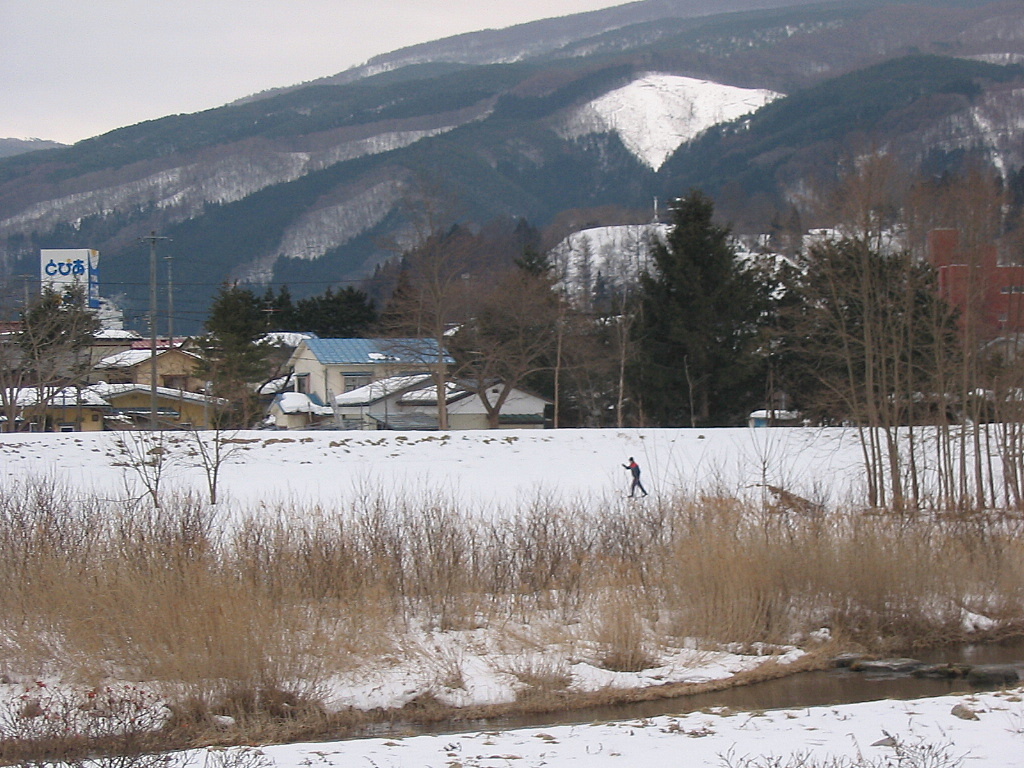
[{"left": 560, "top": 73, "right": 782, "bottom": 170}]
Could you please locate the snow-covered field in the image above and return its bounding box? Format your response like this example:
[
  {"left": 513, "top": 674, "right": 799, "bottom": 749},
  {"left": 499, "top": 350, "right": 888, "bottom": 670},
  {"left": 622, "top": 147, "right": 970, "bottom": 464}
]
[
  {"left": 2, "top": 426, "right": 1023, "bottom": 766},
  {"left": 0, "top": 426, "right": 864, "bottom": 512}
]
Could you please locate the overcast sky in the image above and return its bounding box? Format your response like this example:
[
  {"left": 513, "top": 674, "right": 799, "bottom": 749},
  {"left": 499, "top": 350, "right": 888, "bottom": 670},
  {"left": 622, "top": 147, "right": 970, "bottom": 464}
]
[{"left": 1, "top": 0, "right": 626, "bottom": 144}]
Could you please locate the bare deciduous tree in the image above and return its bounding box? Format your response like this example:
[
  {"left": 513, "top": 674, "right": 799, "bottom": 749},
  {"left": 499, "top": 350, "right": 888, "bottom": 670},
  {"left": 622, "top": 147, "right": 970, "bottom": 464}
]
[
  {"left": 184, "top": 427, "right": 244, "bottom": 505},
  {"left": 449, "top": 268, "right": 562, "bottom": 428},
  {"left": 377, "top": 176, "right": 482, "bottom": 429},
  {"left": 0, "top": 286, "right": 99, "bottom": 432}
]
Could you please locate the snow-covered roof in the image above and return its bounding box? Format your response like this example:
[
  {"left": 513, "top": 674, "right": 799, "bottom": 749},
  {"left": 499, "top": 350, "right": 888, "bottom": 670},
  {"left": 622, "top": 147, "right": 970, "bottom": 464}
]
[
  {"left": 2, "top": 383, "right": 225, "bottom": 409},
  {"left": 749, "top": 409, "right": 802, "bottom": 421},
  {"left": 88, "top": 382, "right": 225, "bottom": 405},
  {"left": 334, "top": 374, "right": 432, "bottom": 407},
  {"left": 275, "top": 391, "right": 334, "bottom": 416},
  {"left": 93, "top": 328, "right": 142, "bottom": 340},
  {"left": 95, "top": 349, "right": 156, "bottom": 369},
  {"left": 7, "top": 386, "right": 109, "bottom": 407},
  {"left": 398, "top": 380, "right": 473, "bottom": 405},
  {"left": 257, "top": 376, "right": 291, "bottom": 395},
  {"left": 95, "top": 347, "right": 198, "bottom": 369}
]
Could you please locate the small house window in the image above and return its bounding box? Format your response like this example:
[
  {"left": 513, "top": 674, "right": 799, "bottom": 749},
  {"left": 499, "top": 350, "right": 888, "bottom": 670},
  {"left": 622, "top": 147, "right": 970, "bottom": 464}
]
[{"left": 345, "top": 375, "right": 372, "bottom": 392}]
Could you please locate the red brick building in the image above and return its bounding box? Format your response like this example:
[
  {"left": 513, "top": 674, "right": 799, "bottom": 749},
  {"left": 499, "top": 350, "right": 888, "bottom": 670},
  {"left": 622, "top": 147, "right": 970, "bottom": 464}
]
[{"left": 928, "top": 228, "right": 1024, "bottom": 338}]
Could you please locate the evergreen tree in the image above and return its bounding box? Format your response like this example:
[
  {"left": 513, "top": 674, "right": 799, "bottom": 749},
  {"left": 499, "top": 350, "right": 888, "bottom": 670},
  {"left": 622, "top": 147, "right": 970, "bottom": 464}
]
[
  {"left": 262, "top": 285, "right": 295, "bottom": 330},
  {"left": 631, "top": 190, "right": 768, "bottom": 426},
  {"left": 197, "top": 284, "right": 273, "bottom": 427},
  {"left": 515, "top": 246, "right": 552, "bottom": 277},
  {"left": 292, "top": 286, "right": 376, "bottom": 337}
]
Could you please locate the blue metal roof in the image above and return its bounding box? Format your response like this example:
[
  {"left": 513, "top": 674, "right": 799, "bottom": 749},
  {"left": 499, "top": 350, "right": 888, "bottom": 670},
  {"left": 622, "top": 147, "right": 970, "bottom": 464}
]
[{"left": 305, "top": 338, "right": 453, "bottom": 365}]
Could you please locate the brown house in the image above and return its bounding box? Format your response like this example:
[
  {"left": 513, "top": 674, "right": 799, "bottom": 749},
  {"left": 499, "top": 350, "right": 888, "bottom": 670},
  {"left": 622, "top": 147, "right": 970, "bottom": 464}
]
[
  {"left": 91, "top": 345, "right": 205, "bottom": 392},
  {"left": 3, "top": 386, "right": 109, "bottom": 432},
  {"left": 93, "top": 383, "right": 223, "bottom": 429}
]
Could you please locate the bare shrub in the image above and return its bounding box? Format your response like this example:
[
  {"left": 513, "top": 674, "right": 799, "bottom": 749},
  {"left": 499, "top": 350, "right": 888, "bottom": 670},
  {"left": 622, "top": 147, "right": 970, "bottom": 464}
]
[
  {"left": 182, "top": 428, "right": 245, "bottom": 505},
  {"left": 500, "top": 655, "right": 574, "bottom": 700},
  {"left": 0, "top": 681, "right": 170, "bottom": 767},
  {"left": 201, "top": 746, "right": 275, "bottom": 768},
  {"left": 109, "top": 430, "right": 180, "bottom": 507},
  {"left": 590, "top": 586, "right": 657, "bottom": 672}
]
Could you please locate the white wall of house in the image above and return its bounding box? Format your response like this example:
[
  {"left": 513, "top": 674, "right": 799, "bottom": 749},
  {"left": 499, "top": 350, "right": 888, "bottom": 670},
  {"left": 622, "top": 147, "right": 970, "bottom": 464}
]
[
  {"left": 446, "top": 387, "right": 549, "bottom": 429},
  {"left": 290, "top": 346, "right": 429, "bottom": 404},
  {"left": 334, "top": 386, "right": 548, "bottom": 431},
  {"left": 369, "top": 386, "right": 546, "bottom": 430},
  {"left": 289, "top": 345, "right": 345, "bottom": 402}
]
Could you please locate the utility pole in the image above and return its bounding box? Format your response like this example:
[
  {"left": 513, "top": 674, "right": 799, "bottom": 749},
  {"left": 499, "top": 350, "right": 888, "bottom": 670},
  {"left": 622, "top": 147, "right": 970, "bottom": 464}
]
[
  {"left": 165, "top": 253, "right": 174, "bottom": 343},
  {"left": 140, "top": 231, "right": 169, "bottom": 429}
]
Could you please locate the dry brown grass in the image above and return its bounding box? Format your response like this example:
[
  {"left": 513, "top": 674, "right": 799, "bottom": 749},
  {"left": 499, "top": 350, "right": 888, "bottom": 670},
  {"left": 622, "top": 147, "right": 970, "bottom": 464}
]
[{"left": 1, "top": 476, "right": 1023, "bottom": 762}]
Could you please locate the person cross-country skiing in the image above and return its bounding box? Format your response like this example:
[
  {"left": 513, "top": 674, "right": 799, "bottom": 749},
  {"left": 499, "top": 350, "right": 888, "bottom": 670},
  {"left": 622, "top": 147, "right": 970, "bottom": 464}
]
[{"left": 623, "top": 457, "right": 648, "bottom": 497}]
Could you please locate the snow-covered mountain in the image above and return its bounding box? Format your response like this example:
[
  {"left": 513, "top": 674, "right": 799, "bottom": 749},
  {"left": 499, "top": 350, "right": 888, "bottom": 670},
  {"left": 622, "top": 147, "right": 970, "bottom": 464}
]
[{"left": 560, "top": 73, "right": 781, "bottom": 170}]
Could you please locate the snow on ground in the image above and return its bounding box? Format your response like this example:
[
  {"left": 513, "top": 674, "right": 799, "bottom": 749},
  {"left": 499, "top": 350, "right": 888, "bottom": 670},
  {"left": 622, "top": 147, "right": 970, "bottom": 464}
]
[
  {"left": 560, "top": 73, "right": 782, "bottom": 170},
  {"left": 182, "top": 688, "right": 1024, "bottom": 767},
  {"left": 324, "top": 628, "right": 805, "bottom": 712},
  {"left": 0, "top": 426, "right": 864, "bottom": 512}
]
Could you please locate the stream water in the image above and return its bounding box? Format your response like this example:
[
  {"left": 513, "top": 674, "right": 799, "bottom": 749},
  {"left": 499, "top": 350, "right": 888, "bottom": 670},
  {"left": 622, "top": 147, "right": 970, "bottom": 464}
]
[{"left": 404, "top": 638, "right": 1024, "bottom": 738}]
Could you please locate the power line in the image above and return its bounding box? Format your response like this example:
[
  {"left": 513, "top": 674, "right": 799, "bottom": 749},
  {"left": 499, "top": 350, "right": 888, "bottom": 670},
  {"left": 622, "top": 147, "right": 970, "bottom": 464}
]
[{"left": 96, "top": 277, "right": 375, "bottom": 288}]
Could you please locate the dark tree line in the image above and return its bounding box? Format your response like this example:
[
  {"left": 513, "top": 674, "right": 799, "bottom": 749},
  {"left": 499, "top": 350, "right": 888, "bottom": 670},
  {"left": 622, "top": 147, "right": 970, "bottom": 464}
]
[{"left": 260, "top": 285, "right": 377, "bottom": 338}]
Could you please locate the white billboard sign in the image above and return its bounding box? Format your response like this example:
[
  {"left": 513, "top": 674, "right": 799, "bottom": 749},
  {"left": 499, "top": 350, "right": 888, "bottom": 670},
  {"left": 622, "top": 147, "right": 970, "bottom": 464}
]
[{"left": 40, "top": 249, "right": 100, "bottom": 308}]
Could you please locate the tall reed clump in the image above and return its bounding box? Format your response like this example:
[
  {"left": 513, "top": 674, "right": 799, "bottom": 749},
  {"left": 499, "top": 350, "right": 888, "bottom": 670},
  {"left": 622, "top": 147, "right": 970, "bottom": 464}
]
[
  {"left": 651, "top": 497, "right": 1024, "bottom": 649},
  {"left": 2, "top": 475, "right": 1024, "bottom": 724},
  {"left": 0, "top": 480, "right": 342, "bottom": 722}
]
